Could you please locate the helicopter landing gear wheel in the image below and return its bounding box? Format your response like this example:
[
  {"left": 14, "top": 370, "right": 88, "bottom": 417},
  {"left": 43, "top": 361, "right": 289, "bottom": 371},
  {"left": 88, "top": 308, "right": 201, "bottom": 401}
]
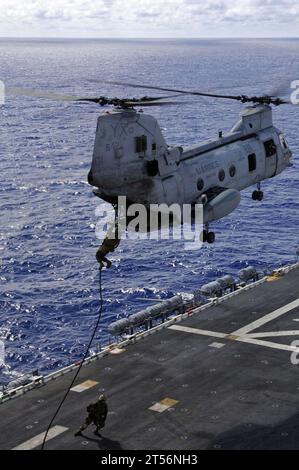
[
  {"left": 200, "top": 230, "right": 208, "bottom": 243},
  {"left": 252, "top": 190, "right": 264, "bottom": 201},
  {"left": 207, "top": 231, "right": 216, "bottom": 244},
  {"left": 252, "top": 183, "right": 264, "bottom": 202},
  {"left": 201, "top": 225, "right": 215, "bottom": 244},
  {"left": 257, "top": 191, "right": 264, "bottom": 201}
]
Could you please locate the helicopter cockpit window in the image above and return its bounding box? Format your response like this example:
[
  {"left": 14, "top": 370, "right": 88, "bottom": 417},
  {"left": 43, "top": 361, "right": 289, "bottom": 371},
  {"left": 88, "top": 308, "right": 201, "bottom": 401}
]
[
  {"left": 264, "top": 139, "right": 277, "bottom": 158},
  {"left": 248, "top": 153, "right": 257, "bottom": 172},
  {"left": 135, "top": 135, "right": 148, "bottom": 153}
]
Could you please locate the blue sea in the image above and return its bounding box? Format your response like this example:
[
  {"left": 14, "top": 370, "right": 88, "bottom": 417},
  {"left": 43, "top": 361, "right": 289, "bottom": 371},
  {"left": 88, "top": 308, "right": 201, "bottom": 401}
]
[{"left": 0, "top": 38, "right": 298, "bottom": 384}]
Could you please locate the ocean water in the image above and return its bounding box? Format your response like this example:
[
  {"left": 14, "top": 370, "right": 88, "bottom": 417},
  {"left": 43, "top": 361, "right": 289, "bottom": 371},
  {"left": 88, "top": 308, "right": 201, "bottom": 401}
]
[{"left": 0, "top": 38, "right": 298, "bottom": 384}]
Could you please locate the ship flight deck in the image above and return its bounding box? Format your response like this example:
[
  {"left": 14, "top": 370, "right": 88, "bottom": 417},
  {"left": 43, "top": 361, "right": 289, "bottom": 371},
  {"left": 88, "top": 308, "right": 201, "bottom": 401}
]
[{"left": 0, "top": 263, "right": 299, "bottom": 450}]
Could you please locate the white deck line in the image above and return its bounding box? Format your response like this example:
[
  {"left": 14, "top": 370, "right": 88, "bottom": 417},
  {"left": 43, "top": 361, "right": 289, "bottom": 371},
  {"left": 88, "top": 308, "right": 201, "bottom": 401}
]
[
  {"left": 168, "top": 325, "right": 227, "bottom": 338},
  {"left": 169, "top": 325, "right": 299, "bottom": 354},
  {"left": 231, "top": 299, "right": 299, "bottom": 336},
  {"left": 12, "top": 425, "right": 68, "bottom": 450},
  {"left": 246, "top": 330, "right": 299, "bottom": 338},
  {"left": 235, "top": 336, "right": 299, "bottom": 353}
]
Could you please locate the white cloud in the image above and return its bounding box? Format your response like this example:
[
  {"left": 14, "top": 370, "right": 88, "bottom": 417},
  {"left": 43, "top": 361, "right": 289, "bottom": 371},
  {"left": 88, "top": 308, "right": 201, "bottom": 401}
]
[{"left": 0, "top": 0, "right": 298, "bottom": 36}]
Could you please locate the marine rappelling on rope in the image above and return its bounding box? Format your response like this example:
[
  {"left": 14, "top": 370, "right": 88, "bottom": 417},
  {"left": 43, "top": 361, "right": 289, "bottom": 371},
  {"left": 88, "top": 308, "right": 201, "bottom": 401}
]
[{"left": 95, "top": 205, "right": 121, "bottom": 269}]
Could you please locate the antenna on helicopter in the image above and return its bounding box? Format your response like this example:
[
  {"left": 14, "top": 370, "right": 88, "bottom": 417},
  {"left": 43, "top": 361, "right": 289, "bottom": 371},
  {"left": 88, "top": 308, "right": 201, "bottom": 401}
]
[{"left": 88, "top": 79, "right": 294, "bottom": 107}]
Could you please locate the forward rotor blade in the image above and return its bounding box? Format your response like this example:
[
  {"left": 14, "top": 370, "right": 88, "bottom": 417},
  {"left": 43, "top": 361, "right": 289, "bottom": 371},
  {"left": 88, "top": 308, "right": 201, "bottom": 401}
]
[
  {"left": 139, "top": 94, "right": 183, "bottom": 100},
  {"left": 7, "top": 87, "right": 82, "bottom": 102},
  {"left": 6, "top": 87, "right": 183, "bottom": 107},
  {"left": 124, "top": 100, "right": 185, "bottom": 106}
]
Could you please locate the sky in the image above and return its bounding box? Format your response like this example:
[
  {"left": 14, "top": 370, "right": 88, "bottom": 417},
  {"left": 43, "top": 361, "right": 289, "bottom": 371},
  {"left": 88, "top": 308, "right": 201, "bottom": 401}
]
[{"left": 0, "top": 0, "right": 299, "bottom": 38}]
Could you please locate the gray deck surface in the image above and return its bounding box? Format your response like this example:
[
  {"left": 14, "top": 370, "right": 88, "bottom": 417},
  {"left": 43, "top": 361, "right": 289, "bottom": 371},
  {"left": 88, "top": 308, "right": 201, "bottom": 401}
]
[{"left": 1, "top": 266, "right": 299, "bottom": 450}]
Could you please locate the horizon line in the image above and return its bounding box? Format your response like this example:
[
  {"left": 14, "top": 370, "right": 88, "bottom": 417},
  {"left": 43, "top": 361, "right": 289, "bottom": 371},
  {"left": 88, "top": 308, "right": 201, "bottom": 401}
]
[{"left": 0, "top": 36, "right": 299, "bottom": 40}]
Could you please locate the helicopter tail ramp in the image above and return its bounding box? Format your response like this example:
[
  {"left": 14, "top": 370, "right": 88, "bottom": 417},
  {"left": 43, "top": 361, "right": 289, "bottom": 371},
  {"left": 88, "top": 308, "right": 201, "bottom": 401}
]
[
  {"left": 89, "top": 110, "right": 168, "bottom": 191},
  {"left": 1, "top": 262, "right": 299, "bottom": 450}
]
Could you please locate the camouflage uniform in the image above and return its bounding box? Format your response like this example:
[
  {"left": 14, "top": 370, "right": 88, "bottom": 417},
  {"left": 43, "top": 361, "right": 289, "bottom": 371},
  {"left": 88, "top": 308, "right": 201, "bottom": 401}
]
[
  {"left": 96, "top": 236, "right": 120, "bottom": 268},
  {"left": 75, "top": 395, "right": 108, "bottom": 436},
  {"left": 96, "top": 221, "right": 121, "bottom": 269}
]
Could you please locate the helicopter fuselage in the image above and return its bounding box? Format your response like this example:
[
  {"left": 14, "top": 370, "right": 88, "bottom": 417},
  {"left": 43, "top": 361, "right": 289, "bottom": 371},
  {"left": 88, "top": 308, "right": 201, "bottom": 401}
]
[{"left": 89, "top": 105, "right": 292, "bottom": 225}]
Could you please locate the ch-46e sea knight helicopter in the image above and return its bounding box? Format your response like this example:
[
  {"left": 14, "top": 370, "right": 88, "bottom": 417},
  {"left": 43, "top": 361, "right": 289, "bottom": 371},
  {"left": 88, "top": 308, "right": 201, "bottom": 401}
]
[
  {"left": 9, "top": 80, "right": 293, "bottom": 244},
  {"left": 86, "top": 79, "right": 293, "bottom": 244}
]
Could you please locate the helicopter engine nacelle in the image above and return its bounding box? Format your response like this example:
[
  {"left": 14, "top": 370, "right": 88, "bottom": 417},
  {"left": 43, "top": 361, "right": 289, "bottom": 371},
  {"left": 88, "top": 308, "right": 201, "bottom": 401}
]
[
  {"left": 88, "top": 109, "right": 168, "bottom": 204},
  {"left": 202, "top": 188, "right": 241, "bottom": 224}
]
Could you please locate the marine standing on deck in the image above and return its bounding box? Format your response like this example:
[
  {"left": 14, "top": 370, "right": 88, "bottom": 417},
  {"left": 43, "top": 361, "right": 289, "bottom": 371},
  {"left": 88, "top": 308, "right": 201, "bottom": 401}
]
[{"left": 75, "top": 395, "right": 108, "bottom": 437}]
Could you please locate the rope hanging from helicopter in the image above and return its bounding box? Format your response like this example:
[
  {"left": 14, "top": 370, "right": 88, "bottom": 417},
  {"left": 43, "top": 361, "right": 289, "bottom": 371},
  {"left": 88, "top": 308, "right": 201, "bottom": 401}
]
[
  {"left": 41, "top": 207, "right": 121, "bottom": 449},
  {"left": 41, "top": 265, "right": 104, "bottom": 450}
]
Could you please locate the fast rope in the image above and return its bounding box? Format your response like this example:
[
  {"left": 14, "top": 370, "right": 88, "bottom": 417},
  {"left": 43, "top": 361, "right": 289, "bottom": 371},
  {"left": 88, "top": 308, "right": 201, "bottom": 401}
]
[{"left": 41, "top": 267, "right": 103, "bottom": 450}]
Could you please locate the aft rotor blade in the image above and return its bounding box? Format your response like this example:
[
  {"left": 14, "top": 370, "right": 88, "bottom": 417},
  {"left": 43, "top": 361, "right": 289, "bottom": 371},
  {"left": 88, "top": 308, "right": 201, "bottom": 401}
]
[
  {"left": 89, "top": 79, "right": 239, "bottom": 100},
  {"left": 92, "top": 79, "right": 291, "bottom": 106},
  {"left": 267, "top": 79, "right": 296, "bottom": 99}
]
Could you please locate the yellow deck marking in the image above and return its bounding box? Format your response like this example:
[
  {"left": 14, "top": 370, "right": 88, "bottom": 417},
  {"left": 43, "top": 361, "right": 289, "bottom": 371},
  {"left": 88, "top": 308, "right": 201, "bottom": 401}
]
[
  {"left": 160, "top": 398, "right": 179, "bottom": 407},
  {"left": 266, "top": 272, "right": 283, "bottom": 282},
  {"left": 109, "top": 347, "right": 126, "bottom": 355},
  {"left": 149, "top": 397, "right": 179, "bottom": 413},
  {"left": 71, "top": 380, "right": 98, "bottom": 393}
]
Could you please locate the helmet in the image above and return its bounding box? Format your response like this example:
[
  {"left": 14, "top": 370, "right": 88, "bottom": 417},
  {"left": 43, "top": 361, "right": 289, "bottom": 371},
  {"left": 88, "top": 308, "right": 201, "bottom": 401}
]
[{"left": 99, "top": 394, "right": 106, "bottom": 401}]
